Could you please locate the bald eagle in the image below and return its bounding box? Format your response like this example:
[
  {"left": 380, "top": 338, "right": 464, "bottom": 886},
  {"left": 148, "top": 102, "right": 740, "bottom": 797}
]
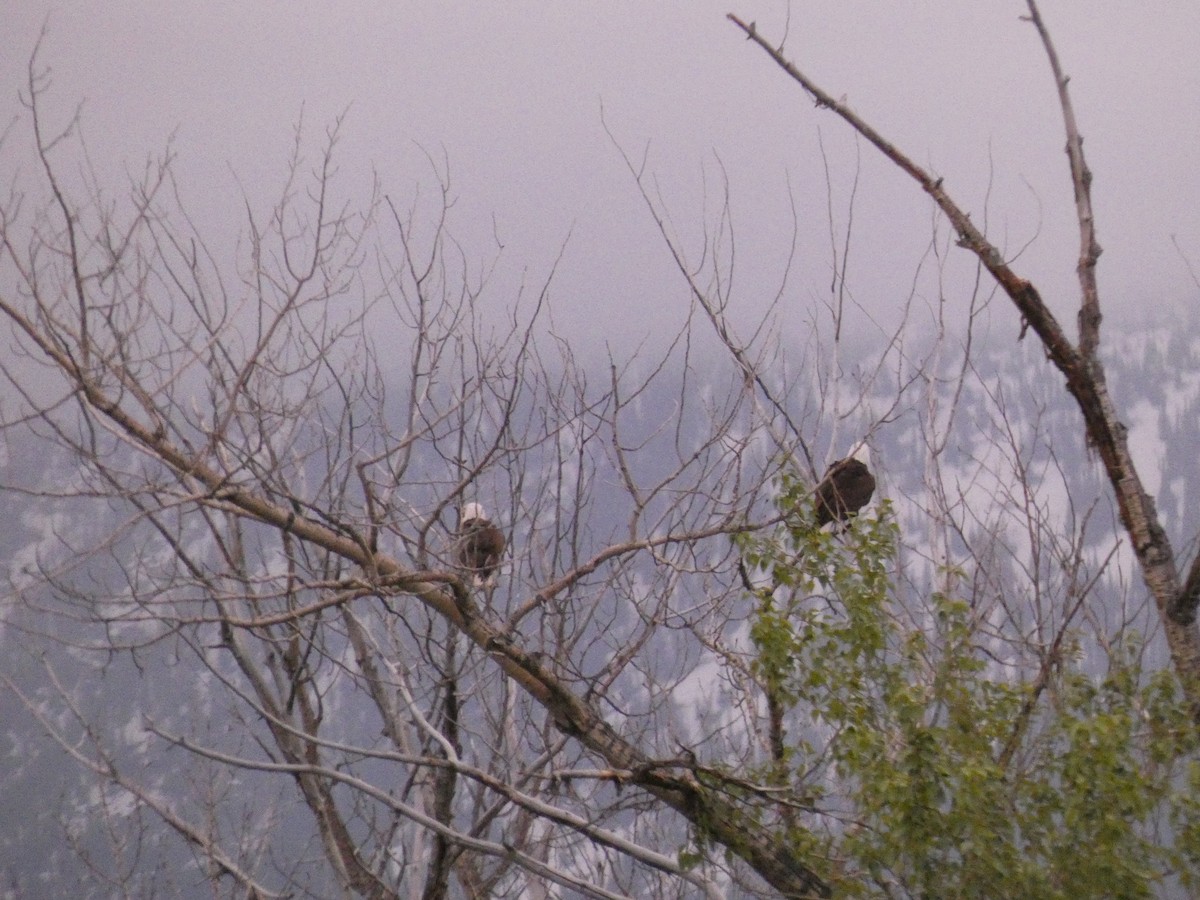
[
  {"left": 455, "top": 503, "right": 506, "bottom": 586},
  {"left": 814, "top": 457, "right": 875, "bottom": 527}
]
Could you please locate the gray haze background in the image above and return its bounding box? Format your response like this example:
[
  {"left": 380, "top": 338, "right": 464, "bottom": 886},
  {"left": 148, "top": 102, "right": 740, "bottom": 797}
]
[
  {"left": 3, "top": 4, "right": 1200, "bottom": 895},
  {"left": 4, "top": 2, "right": 1199, "bottom": 355}
]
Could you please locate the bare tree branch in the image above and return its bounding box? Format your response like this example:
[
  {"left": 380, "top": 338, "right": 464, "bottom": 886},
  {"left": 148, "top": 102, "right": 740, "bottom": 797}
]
[{"left": 727, "top": 10, "right": 1200, "bottom": 718}]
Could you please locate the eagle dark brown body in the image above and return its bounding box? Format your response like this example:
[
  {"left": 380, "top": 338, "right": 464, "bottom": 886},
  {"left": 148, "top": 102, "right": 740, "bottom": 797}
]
[
  {"left": 814, "top": 458, "right": 875, "bottom": 527},
  {"left": 456, "top": 503, "right": 506, "bottom": 585}
]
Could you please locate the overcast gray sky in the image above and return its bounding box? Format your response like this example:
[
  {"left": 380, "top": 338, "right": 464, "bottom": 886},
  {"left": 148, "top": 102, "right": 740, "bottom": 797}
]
[{"left": 5, "top": 2, "right": 1199, "bottom": 354}]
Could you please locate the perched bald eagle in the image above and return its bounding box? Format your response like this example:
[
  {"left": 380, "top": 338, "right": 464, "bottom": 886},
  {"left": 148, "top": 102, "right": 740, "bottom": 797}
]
[
  {"left": 455, "top": 503, "right": 506, "bottom": 586},
  {"left": 814, "top": 457, "right": 875, "bottom": 527}
]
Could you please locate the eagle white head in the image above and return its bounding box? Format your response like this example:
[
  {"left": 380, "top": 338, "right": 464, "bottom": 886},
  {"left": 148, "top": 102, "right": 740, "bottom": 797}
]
[{"left": 461, "top": 502, "right": 488, "bottom": 524}]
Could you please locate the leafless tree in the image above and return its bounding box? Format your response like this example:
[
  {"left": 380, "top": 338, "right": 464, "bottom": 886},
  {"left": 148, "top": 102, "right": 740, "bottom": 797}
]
[
  {"left": 2, "top": 5, "right": 1195, "bottom": 898},
  {"left": 0, "top": 37, "right": 891, "bottom": 898}
]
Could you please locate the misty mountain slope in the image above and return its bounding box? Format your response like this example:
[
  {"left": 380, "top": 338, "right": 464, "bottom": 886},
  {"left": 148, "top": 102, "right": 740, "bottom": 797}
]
[{"left": 3, "top": 308, "right": 1199, "bottom": 897}]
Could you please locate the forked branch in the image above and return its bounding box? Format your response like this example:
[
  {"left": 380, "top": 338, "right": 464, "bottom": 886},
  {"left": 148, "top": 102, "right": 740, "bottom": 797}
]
[
  {"left": 726, "top": 10, "right": 1200, "bottom": 715},
  {"left": 1023, "top": 0, "right": 1103, "bottom": 358}
]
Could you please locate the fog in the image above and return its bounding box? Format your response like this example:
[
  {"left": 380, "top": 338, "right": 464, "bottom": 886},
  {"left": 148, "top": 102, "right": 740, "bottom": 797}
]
[{"left": 4, "top": 3, "right": 1198, "bottom": 354}]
